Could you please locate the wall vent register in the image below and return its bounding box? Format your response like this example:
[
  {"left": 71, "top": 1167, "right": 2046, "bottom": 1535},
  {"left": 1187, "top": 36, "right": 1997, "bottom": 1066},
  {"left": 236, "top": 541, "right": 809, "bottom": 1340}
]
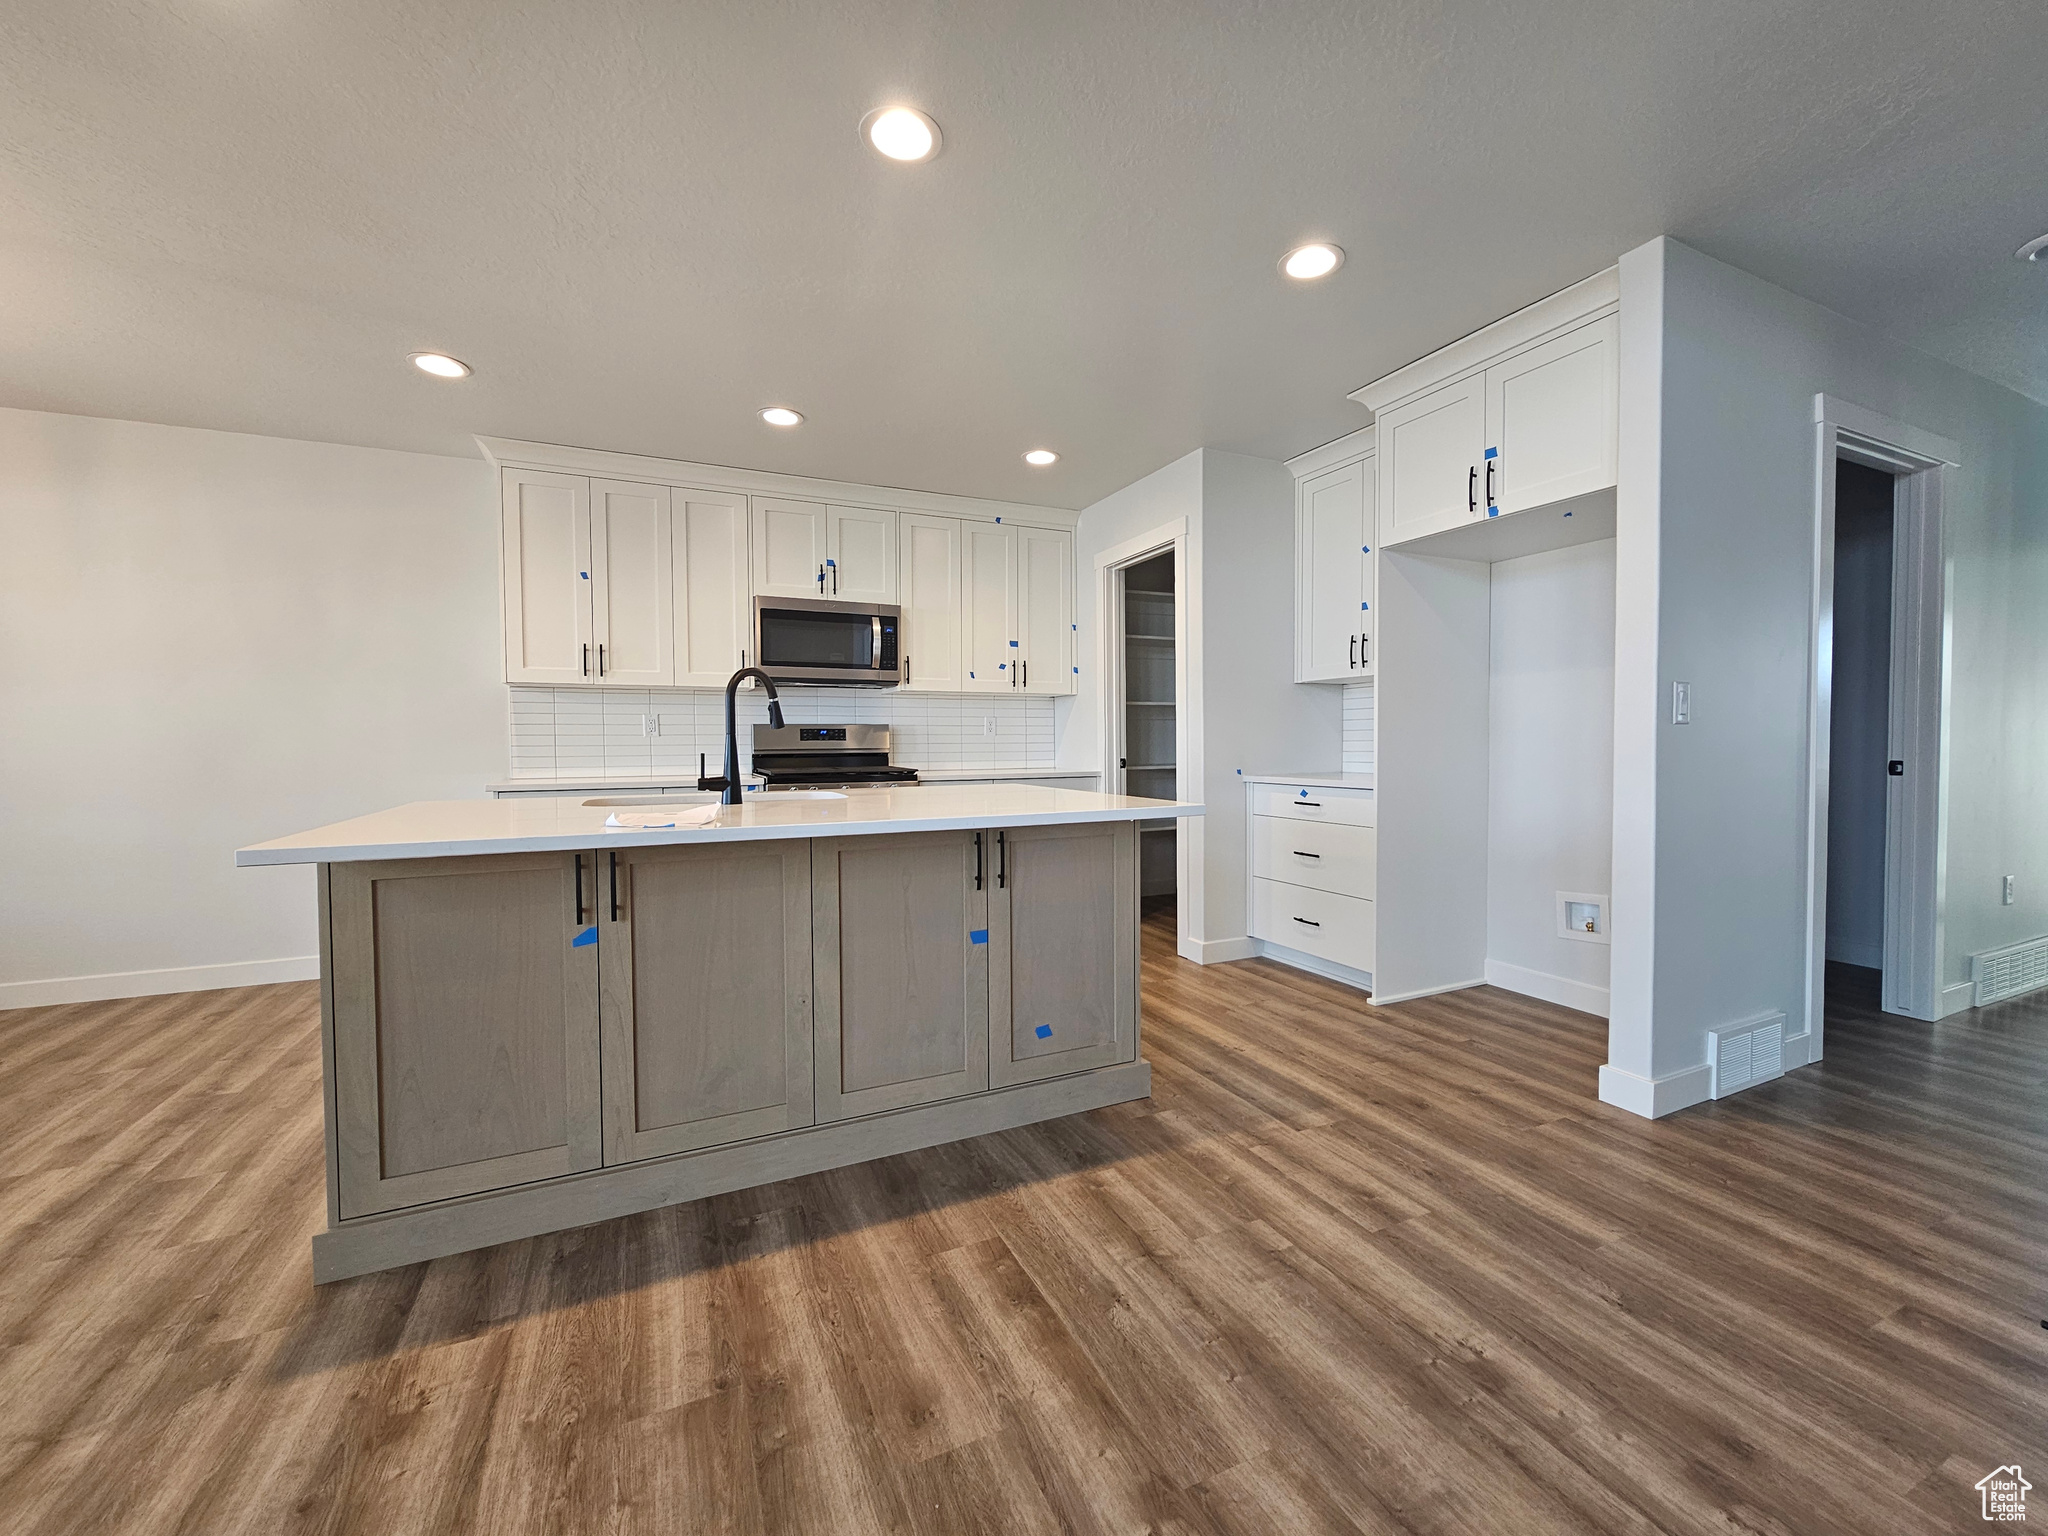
[
  {"left": 1707, "top": 1012, "right": 1786, "bottom": 1099},
  {"left": 1971, "top": 935, "right": 2048, "bottom": 1007}
]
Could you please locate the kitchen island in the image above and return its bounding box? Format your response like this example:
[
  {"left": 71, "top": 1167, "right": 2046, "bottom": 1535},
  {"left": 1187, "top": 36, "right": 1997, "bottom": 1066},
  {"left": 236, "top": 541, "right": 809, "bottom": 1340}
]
[{"left": 237, "top": 783, "right": 1199, "bottom": 1282}]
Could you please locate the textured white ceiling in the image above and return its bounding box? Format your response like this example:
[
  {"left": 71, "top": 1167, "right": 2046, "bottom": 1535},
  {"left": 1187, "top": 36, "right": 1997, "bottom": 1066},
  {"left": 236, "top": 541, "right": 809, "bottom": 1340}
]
[{"left": 3, "top": 1, "right": 2044, "bottom": 509}]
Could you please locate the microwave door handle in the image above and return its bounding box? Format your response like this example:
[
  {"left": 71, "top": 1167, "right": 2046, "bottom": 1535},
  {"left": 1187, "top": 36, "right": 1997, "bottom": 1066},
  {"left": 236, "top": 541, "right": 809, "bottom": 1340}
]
[{"left": 872, "top": 616, "right": 883, "bottom": 670}]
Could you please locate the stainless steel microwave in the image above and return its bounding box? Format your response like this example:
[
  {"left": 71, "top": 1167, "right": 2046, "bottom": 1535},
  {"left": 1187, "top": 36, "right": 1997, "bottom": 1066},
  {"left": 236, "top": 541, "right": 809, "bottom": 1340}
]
[{"left": 751, "top": 596, "right": 903, "bottom": 686}]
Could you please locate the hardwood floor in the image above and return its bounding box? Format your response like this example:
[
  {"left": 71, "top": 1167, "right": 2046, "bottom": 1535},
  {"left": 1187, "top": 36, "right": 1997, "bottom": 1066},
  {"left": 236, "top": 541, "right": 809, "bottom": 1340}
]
[{"left": 3, "top": 912, "right": 2043, "bottom": 1534}]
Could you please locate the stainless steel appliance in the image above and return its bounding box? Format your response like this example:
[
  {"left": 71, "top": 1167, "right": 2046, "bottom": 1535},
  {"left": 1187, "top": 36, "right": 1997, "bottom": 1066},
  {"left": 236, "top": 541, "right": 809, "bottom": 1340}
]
[
  {"left": 751, "top": 596, "right": 902, "bottom": 687},
  {"left": 749, "top": 723, "right": 920, "bottom": 791}
]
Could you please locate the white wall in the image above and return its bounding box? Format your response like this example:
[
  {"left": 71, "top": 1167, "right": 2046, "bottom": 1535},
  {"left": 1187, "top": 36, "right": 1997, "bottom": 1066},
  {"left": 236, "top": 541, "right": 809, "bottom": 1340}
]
[
  {"left": 1486, "top": 540, "right": 1616, "bottom": 1012},
  {"left": 0, "top": 408, "right": 504, "bottom": 1006},
  {"left": 1824, "top": 465, "right": 1893, "bottom": 969},
  {"left": 1064, "top": 447, "right": 1338, "bottom": 958},
  {"left": 1607, "top": 238, "right": 2048, "bottom": 1102}
]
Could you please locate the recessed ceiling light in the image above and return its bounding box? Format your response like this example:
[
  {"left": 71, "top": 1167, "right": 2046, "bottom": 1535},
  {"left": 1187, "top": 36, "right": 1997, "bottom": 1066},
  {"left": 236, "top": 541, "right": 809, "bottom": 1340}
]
[
  {"left": 2017, "top": 232, "right": 2048, "bottom": 263},
  {"left": 1280, "top": 243, "right": 1344, "bottom": 281},
  {"left": 861, "top": 105, "right": 942, "bottom": 163},
  {"left": 760, "top": 406, "right": 803, "bottom": 427},
  {"left": 410, "top": 351, "right": 471, "bottom": 378},
  {"left": 1023, "top": 449, "right": 1059, "bottom": 466}
]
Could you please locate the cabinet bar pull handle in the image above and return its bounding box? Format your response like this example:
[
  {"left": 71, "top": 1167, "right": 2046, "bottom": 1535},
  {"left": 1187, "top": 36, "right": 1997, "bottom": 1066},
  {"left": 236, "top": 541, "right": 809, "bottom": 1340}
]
[
  {"left": 1485, "top": 457, "right": 1496, "bottom": 509},
  {"left": 817, "top": 564, "right": 825, "bottom": 592},
  {"left": 1293, "top": 850, "right": 1321, "bottom": 858},
  {"left": 1468, "top": 465, "right": 1477, "bottom": 513},
  {"left": 997, "top": 830, "right": 1007, "bottom": 889},
  {"left": 1021, "top": 658, "right": 1028, "bottom": 688},
  {"left": 598, "top": 643, "right": 606, "bottom": 676},
  {"left": 1293, "top": 916, "right": 1321, "bottom": 928},
  {"left": 609, "top": 851, "right": 619, "bottom": 920},
  {"left": 1296, "top": 800, "right": 1322, "bottom": 808},
  {"left": 974, "top": 832, "right": 984, "bottom": 890},
  {"left": 574, "top": 853, "right": 586, "bottom": 923},
  {"left": 581, "top": 643, "right": 589, "bottom": 677},
  {"left": 1350, "top": 635, "right": 1357, "bottom": 669}
]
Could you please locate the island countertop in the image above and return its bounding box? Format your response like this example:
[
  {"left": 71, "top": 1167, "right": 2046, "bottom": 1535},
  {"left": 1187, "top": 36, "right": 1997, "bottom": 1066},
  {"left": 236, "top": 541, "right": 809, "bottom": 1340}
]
[{"left": 236, "top": 783, "right": 1201, "bottom": 866}]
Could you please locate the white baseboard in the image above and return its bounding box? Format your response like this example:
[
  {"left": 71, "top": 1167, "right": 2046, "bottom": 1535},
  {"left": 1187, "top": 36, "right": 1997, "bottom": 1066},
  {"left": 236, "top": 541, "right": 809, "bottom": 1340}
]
[
  {"left": 1939, "top": 981, "right": 1975, "bottom": 1018},
  {"left": 1181, "top": 935, "right": 1256, "bottom": 965},
  {"left": 1782, "top": 1030, "right": 1815, "bottom": 1068},
  {"left": 1483, "top": 958, "right": 1610, "bottom": 1018},
  {"left": 1247, "top": 939, "right": 1372, "bottom": 994},
  {"left": 0, "top": 956, "right": 320, "bottom": 1011},
  {"left": 1368, "top": 977, "right": 1487, "bottom": 1006},
  {"left": 1597, "top": 1061, "right": 1714, "bottom": 1119},
  {"left": 1825, "top": 938, "right": 1883, "bottom": 969}
]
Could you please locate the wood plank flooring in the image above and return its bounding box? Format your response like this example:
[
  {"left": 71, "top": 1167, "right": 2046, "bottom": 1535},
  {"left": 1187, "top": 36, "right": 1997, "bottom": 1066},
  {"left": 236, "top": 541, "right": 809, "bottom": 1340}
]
[{"left": 2, "top": 919, "right": 2043, "bottom": 1534}]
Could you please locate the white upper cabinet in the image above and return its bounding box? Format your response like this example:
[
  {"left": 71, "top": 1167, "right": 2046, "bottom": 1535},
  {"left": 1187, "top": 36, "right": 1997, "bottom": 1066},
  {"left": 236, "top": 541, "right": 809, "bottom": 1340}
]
[
  {"left": 590, "top": 479, "right": 675, "bottom": 686},
  {"left": 1355, "top": 271, "right": 1620, "bottom": 552},
  {"left": 1376, "top": 374, "right": 1485, "bottom": 547},
  {"left": 1485, "top": 313, "right": 1618, "bottom": 517},
  {"left": 1296, "top": 456, "right": 1375, "bottom": 683},
  {"left": 751, "top": 497, "right": 828, "bottom": 598},
  {"left": 898, "top": 514, "right": 965, "bottom": 691},
  {"left": 1016, "top": 525, "right": 1074, "bottom": 694},
  {"left": 501, "top": 469, "right": 596, "bottom": 684},
  {"left": 673, "top": 487, "right": 751, "bottom": 686},
  {"left": 961, "top": 521, "right": 1018, "bottom": 693},
  {"left": 825, "top": 504, "right": 897, "bottom": 603}
]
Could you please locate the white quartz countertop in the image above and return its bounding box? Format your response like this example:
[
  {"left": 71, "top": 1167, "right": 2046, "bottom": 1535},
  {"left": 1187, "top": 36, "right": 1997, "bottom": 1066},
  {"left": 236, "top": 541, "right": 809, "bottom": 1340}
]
[
  {"left": 484, "top": 766, "right": 1093, "bottom": 793},
  {"left": 237, "top": 784, "right": 1201, "bottom": 866},
  {"left": 1242, "top": 771, "right": 1375, "bottom": 790}
]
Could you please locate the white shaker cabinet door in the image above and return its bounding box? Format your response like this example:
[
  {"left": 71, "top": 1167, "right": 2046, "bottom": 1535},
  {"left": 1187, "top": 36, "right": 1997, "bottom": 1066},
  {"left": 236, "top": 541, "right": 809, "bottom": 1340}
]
[
  {"left": 961, "top": 521, "right": 1018, "bottom": 692},
  {"left": 674, "top": 487, "right": 752, "bottom": 686},
  {"left": 825, "top": 504, "right": 897, "bottom": 603},
  {"left": 1484, "top": 313, "right": 1618, "bottom": 517},
  {"left": 898, "top": 513, "right": 965, "bottom": 691},
  {"left": 1015, "top": 525, "right": 1074, "bottom": 694},
  {"left": 1297, "top": 459, "right": 1370, "bottom": 682},
  {"left": 501, "top": 469, "right": 595, "bottom": 684},
  {"left": 589, "top": 479, "right": 674, "bottom": 686},
  {"left": 1376, "top": 373, "right": 1484, "bottom": 548},
  {"left": 751, "top": 497, "right": 828, "bottom": 598}
]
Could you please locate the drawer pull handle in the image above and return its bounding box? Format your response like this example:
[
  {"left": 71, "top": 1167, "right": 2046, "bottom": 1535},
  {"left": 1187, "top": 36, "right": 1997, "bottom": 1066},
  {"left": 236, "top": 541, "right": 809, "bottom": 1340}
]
[
  {"left": 1296, "top": 801, "right": 1321, "bottom": 808},
  {"left": 1293, "top": 916, "right": 1321, "bottom": 928},
  {"left": 1292, "top": 850, "right": 1321, "bottom": 859}
]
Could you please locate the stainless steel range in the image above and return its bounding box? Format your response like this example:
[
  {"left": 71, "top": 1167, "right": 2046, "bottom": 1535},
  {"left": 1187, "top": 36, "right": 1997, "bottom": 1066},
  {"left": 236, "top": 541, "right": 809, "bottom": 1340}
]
[{"left": 749, "top": 723, "right": 920, "bottom": 791}]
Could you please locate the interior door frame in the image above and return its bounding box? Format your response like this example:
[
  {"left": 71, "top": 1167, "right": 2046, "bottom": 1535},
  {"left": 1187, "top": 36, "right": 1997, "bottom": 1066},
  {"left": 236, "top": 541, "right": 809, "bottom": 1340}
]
[
  {"left": 1093, "top": 518, "right": 1190, "bottom": 952},
  {"left": 1804, "top": 394, "right": 1959, "bottom": 1047}
]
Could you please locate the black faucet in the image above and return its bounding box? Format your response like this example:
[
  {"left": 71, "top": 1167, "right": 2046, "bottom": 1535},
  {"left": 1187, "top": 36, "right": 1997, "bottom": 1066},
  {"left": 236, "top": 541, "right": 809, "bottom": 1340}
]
[{"left": 697, "top": 668, "right": 785, "bottom": 805}]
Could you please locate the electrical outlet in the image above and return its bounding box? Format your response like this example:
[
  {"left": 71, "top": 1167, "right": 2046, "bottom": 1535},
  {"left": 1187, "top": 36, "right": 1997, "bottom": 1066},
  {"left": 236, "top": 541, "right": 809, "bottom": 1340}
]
[
  {"left": 982, "top": 716, "right": 998, "bottom": 739},
  {"left": 642, "top": 714, "right": 660, "bottom": 738},
  {"left": 2005, "top": 874, "right": 2017, "bottom": 905}
]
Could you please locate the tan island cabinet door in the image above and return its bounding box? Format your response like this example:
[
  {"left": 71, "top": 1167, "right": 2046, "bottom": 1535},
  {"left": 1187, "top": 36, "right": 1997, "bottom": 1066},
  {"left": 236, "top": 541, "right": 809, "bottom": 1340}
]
[
  {"left": 328, "top": 852, "right": 602, "bottom": 1219},
  {"left": 597, "top": 841, "right": 815, "bottom": 1163},
  {"left": 987, "top": 821, "right": 1138, "bottom": 1087},
  {"left": 812, "top": 830, "right": 990, "bottom": 1119}
]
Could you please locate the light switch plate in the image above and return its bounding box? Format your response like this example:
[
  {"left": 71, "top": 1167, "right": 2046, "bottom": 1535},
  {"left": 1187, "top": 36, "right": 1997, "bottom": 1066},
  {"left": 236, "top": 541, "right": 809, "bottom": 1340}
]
[{"left": 1672, "top": 681, "right": 1691, "bottom": 725}]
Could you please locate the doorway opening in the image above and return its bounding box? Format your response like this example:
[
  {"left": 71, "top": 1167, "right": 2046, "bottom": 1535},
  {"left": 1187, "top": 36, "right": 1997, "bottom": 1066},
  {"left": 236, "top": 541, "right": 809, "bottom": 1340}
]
[
  {"left": 1804, "top": 395, "right": 1958, "bottom": 1050},
  {"left": 1823, "top": 459, "right": 1895, "bottom": 1016},
  {"left": 1115, "top": 551, "right": 1179, "bottom": 920}
]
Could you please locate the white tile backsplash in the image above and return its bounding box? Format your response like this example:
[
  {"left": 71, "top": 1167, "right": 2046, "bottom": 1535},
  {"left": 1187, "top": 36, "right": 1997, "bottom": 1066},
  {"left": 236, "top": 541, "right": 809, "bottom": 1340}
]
[
  {"left": 507, "top": 686, "right": 1058, "bottom": 779},
  {"left": 1342, "top": 680, "right": 1375, "bottom": 775}
]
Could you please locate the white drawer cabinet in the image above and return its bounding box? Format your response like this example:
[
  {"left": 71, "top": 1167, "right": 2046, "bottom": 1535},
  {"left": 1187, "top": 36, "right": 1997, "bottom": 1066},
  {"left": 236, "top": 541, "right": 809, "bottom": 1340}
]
[
  {"left": 1250, "top": 880, "right": 1375, "bottom": 974},
  {"left": 1252, "top": 816, "right": 1376, "bottom": 901},
  {"left": 1250, "top": 782, "right": 1376, "bottom": 828}
]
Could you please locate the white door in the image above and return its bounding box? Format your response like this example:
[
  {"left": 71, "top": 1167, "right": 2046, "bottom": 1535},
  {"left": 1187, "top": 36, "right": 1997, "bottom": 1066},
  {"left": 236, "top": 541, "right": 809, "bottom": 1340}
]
[
  {"left": 674, "top": 487, "right": 751, "bottom": 686},
  {"left": 501, "top": 469, "right": 595, "bottom": 684},
  {"left": 751, "top": 497, "right": 828, "bottom": 598},
  {"left": 1376, "top": 374, "right": 1485, "bottom": 548},
  {"left": 1297, "top": 460, "right": 1369, "bottom": 682},
  {"left": 898, "top": 514, "right": 965, "bottom": 691},
  {"left": 1484, "top": 314, "right": 1618, "bottom": 517},
  {"left": 1015, "top": 525, "right": 1074, "bottom": 694},
  {"left": 825, "top": 505, "right": 897, "bottom": 603},
  {"left": 590, "top": 480, "right": 674, "bottom": 686},
  {"left": 961, "top": 522, "right": 1017, "bottom": 692}
]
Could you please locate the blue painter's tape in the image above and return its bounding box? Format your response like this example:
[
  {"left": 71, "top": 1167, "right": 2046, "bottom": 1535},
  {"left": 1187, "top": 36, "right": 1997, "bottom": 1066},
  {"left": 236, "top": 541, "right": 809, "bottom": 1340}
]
[
  {"left": 572, "top": 926, "right": 597, "bottom": 948},
  {"left": 995, "top": 516, "right": 1002, "bottom": 523},
  {"left": 970, "top": 929, "right": 989, "bottom": 944},
  {"left": 826, "top": 558, "right": 836, "bottom": 566},
  {"left": 1484, "top": 446, "right": 1498, "bottom": 459},
  {"left": 1362, "top": 601, "right": 1369, "bottom": 610},
  {"left": 580, "top": 571, "right": 589, "bottom": 579},
  {"left": 999, "top": 662, "right": 1006, "bottom": 670},
  {"left": 1009, "top": 639, "right": 1019, "bottom": 647},
  {"left": 1564, "top": 510, "right": 1574, "bottom": 517},
  {"left": 1034, "top": 1024, "right": 1053, "bottom": 1040},
  {"left": 1362, "top": 544, "right": 1370, "bottom": 553},
  {"left": 1488, "top": 508, "right": 1499, "bottom": 517},
  {"left": 1299, "top": 789, "right": 1309, "bottom": 797},
  {"left": 970, "top": 671, "right": 976, "bottom": 677},
  {"left": 1072, "top": 666, "right": 1078, "bottom": 673}
]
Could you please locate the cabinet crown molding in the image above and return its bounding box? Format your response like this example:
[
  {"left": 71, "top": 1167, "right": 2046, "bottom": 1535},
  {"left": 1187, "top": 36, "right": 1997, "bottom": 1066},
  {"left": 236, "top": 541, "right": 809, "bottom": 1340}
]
[
  {"left": 1348, "top": 267, "right": 1619, "bottom": 418},
  {"left": 1285, "top": 425, "right": 1376, "bottom": 480},
  {"left": 475, "top": 436, "right": 1079, "bottom": 530}
]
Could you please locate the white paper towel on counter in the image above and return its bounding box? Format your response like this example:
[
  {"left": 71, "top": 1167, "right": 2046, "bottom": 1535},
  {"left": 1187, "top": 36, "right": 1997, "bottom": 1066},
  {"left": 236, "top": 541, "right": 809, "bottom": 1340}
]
[{"left": 605, "top": 805, "right": 722, "bottom": 830}]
